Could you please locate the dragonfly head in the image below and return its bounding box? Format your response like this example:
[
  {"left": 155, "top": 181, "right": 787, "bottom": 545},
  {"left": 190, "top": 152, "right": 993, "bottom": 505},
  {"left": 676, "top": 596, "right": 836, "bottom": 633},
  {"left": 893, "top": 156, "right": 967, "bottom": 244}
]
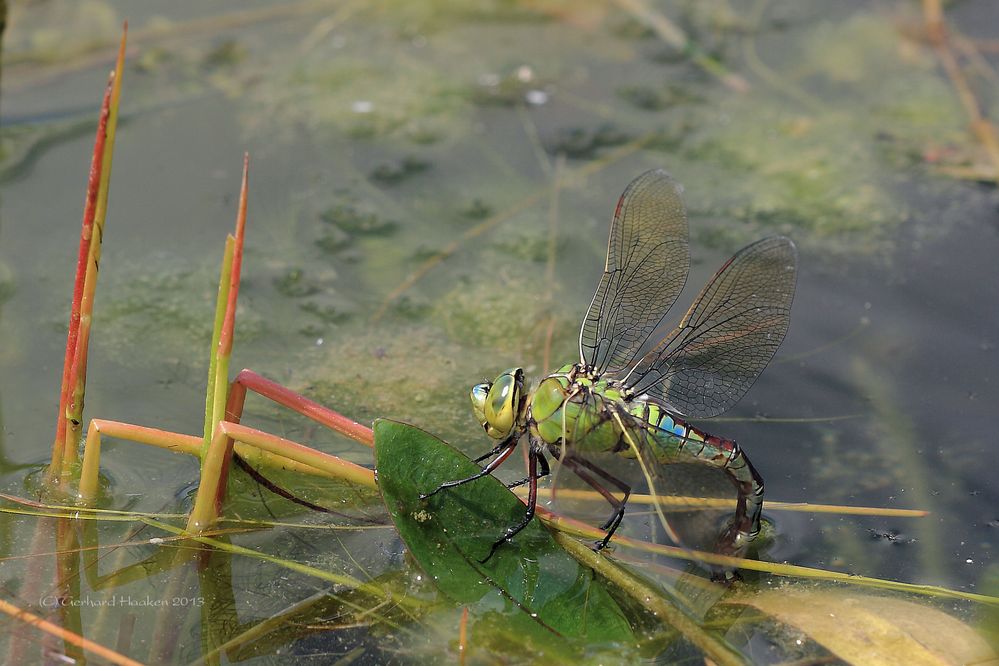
[{"left": 470, "top": 368, "right": 524, "bottom": 439}]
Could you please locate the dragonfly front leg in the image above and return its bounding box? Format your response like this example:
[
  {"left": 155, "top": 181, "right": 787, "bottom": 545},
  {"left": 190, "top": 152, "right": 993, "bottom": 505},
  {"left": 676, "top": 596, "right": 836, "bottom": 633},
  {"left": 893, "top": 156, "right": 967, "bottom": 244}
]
[
  {"left": 473, "top": 441, "right": 509, "bottom": 464},
  {"left": 420, "top": 434, "right": 518, "bottom": 500},
  {"left": 481, "top": 444, "right": 542, "bottom": 563}
]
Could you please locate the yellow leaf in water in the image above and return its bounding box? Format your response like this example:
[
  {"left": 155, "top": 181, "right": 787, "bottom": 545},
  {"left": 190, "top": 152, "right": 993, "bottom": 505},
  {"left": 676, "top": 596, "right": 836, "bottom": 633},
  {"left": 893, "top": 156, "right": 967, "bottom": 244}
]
[{"left": 725, "top": 589, "right": 997, "bottom": 666}]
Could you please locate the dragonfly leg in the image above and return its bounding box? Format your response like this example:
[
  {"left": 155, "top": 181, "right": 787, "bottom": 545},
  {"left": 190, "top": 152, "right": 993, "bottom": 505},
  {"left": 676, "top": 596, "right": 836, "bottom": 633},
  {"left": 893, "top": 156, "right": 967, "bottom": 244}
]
[
  {"left": 420, "top": 436, "right": 518, "bottom": 500},
  {"left": 505, "top": 448, "right": 550, "bottom": 489},
  {"left": 481, "top": 447, "right": 540, "bottom": 563},
  {"left": 473, "top": 442, "right": 508, "bottom": 464},
  {"left": 559, "top": 455, "right": 632, "bottom": 550}
]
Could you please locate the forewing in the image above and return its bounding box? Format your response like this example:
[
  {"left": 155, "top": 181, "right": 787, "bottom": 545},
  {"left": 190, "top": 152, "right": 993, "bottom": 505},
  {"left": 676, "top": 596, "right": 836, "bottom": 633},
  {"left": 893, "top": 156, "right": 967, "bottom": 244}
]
[
  {"left": 579, "top": 169, "right": 689, "bottom": 375},
  {"left": 623, "top": 236, "right": 797, "bottom": 418}
]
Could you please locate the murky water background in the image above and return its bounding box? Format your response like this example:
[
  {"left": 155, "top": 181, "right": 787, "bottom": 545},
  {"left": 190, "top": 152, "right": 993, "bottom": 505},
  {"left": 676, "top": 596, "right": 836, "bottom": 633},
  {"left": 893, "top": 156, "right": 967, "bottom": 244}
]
[{"left": 1, "top": 0, "right": 997, "bottom": 661}]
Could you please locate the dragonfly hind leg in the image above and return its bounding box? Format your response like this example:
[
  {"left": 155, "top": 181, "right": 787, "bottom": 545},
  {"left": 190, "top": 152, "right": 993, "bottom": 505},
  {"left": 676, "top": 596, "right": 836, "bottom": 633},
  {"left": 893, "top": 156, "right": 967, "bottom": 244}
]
[
  {"left": 506, "top": 451, "right": 550, "bottom": 490},
  {"left": 556, "top": 452, "right": 632, "bottom": 550}
]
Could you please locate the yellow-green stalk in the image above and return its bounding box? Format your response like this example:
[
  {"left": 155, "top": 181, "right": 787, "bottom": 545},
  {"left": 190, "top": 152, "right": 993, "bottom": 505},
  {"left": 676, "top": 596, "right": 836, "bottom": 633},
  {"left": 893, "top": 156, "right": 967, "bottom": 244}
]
[{"left": 203, "top": 236, "right": 235, "bottom": 446}]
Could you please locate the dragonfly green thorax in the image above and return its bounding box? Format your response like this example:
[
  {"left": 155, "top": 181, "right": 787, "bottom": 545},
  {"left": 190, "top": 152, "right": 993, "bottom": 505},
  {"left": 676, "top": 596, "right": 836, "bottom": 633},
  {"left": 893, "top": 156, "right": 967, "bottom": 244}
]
[{"left": 430, "top": 168, "right": 797, "bottom": 566}]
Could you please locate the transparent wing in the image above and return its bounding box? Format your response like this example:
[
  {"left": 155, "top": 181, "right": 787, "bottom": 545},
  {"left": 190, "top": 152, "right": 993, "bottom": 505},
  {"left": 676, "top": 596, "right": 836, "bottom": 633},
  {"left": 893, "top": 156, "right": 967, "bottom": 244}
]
[
  {"left": 579, "top": 169, "right": 690, "bottom": 376},
  {"left": 623, "top": 236, "right": 797, "bottom": 418},
  {"left": 549, "top": 401, "right": 737, "bottom": 555}
]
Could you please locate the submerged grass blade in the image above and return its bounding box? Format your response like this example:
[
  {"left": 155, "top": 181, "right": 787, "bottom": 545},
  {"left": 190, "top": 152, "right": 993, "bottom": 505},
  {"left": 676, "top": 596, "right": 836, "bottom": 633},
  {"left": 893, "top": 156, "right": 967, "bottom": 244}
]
[
  {"left": 537, "top": 508, "right": 999, "bottom": 606},
  {"left": 142, "top": 517, "right": 425, "bottom": 618},
  {"left": 553, "top": 532, "right": 747, "bottom": 666},
  {"left": 520, "top": 487, "right": 929, "bottom": 517}
]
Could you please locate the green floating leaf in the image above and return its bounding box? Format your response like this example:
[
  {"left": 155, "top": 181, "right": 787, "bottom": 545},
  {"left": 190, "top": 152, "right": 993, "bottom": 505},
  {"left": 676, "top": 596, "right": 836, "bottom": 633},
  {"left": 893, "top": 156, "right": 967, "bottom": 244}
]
[{"left": 374, "top": 419, "right": 634, "bottom": 645}]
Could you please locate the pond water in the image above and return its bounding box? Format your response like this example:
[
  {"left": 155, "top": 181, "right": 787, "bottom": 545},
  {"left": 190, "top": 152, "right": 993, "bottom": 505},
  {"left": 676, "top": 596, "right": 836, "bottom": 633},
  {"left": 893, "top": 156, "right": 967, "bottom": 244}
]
[{"left": 0, "top": 0, "right": 997, "bottom": 663}]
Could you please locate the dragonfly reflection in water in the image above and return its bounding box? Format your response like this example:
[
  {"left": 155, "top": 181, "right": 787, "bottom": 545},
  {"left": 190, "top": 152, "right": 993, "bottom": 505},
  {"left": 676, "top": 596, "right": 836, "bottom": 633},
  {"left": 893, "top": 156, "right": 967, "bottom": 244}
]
[{"left": 423, "top": 169, "right": 797, "bottom": 564}]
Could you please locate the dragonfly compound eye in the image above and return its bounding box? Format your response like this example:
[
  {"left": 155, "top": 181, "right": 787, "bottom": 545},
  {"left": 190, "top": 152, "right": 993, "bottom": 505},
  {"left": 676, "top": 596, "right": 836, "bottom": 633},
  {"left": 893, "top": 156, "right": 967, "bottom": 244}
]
[
  {"left": 470, "top": 382, "right": 491, "bottom": 432},
  {"left": 482, "top": 368, "right": 522, "bottom": 439}
]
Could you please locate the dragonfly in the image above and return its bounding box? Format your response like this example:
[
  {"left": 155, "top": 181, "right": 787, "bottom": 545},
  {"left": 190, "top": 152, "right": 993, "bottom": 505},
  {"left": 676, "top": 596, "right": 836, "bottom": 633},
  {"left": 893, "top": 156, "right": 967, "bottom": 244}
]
[{"left": 423, "top": 169, "right": 797, "bottom": 563}]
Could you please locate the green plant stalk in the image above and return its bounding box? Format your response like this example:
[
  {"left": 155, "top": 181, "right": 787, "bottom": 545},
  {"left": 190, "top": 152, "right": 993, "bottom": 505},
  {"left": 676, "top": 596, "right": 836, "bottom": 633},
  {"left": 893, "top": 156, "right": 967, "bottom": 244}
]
[
  {"left": 210, "top": 154, "right": 249, "bottom": 446},
  {"left": 203, "top": 235, "right": 235, "bottom": 447},
  {"left": 189, "top": 423, "right": 236, "bottom": 532},
  {"left": 209, "top": 239, "right": 235, "bottom": 449},
  {"left": 198, "top": 157, "right": 250, "bottom": 525},
  {"left": 553, "top": 531, "right": 747, "bottom": 666}
]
